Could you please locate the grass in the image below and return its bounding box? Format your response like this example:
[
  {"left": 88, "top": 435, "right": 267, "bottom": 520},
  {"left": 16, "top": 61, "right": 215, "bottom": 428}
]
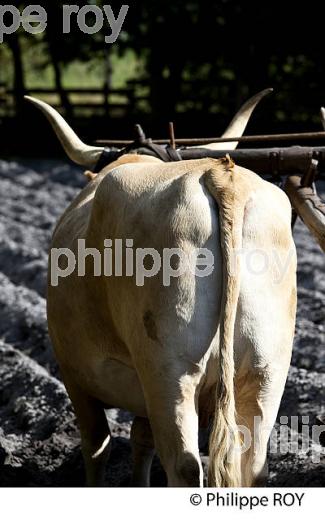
[
  {"left": 0, "top": 37, "right": 148, "bottom": 116},
  {"left": 0, "top": 34, "right": 144, "bottom": 91}
]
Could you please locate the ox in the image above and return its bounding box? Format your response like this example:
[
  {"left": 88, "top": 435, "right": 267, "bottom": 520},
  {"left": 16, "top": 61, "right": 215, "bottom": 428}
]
[{"left": 26, "top": 92, "right": 297, "bottom": 487}]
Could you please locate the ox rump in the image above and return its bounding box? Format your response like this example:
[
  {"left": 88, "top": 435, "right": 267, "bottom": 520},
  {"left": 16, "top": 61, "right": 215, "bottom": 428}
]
[{"left": 25, "top": 92, "right": 297, "bottom": 488}]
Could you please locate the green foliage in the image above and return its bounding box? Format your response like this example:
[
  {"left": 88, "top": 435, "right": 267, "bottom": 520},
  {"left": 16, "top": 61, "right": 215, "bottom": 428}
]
[{"left": 1, "top": 0, "right": 325, "bottom": 128}]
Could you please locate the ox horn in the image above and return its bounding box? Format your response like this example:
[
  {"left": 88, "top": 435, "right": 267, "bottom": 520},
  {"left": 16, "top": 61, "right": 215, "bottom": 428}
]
[
  {"left": 24, "top": 96, "right": 104, "bottom": 169},
  {"left": 320, "top": 107, "right": 325, "bottom": 131},
  {"left": 192, "top": 88, "right": 273, "bottom": 150}
]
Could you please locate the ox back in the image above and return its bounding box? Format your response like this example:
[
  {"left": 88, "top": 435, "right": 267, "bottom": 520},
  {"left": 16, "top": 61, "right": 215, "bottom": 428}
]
[{"left": 47, "top": 155, "right": 296, "bottom": 487}]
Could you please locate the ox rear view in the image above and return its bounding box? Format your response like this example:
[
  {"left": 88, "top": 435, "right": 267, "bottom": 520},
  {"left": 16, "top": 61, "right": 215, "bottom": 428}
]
[{"left": 26, "top": 92, "right": 297, "bottom": 487}]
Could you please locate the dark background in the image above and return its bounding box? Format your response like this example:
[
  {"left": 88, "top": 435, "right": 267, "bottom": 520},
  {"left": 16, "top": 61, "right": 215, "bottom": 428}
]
[{"left": 1, "top": 0, "right": 325, "bottom": 156}]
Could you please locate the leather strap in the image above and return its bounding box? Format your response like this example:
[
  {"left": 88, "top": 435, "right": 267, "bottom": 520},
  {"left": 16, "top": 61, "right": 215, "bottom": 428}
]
[{"left": 94, "top": 138, "right": 182, "bottom": 173}]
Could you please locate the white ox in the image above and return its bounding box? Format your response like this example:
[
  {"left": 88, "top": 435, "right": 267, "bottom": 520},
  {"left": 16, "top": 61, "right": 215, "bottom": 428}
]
[{"left": 26, "top": 92, "right": 297, "bottom": 487}]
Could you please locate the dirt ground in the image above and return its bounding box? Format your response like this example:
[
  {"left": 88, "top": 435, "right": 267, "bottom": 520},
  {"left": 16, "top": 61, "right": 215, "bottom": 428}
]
[{"left": 0, "top": 158, "right": 324, "bottom": 486}]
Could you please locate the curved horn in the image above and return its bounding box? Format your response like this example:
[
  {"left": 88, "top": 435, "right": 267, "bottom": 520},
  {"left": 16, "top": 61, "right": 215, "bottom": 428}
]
[
  {"left": 24, "top": 96, "right": 104, "bottom": 169},
  {"left": 194, "top": 88, "right": 273, "bottom": 150},
  {"left": 320, "top": 107, "right": 325, "bottom": 131}
]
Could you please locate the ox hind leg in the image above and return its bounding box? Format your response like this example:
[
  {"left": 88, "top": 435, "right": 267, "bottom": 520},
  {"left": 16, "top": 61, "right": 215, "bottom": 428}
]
[
  {"left": 62, "top": 374, "right": 111, "bottom": 486},
  {"left": 130, "top": 416, "right": 155, "bottom": 486},
  {"left": 134, "top": 359, "right": 203, "bottom": 487},
  {"left": 235, "top": 368, "right": 290, "bottom": 487},
  {"left": 234, "top": 289, "right": 295, "bottom": 486}
]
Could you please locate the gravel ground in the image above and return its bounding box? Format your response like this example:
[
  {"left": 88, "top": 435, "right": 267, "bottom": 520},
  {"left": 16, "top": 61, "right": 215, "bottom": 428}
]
[{"left": 0, "top": 159, "right": 324, "bottom": 487}]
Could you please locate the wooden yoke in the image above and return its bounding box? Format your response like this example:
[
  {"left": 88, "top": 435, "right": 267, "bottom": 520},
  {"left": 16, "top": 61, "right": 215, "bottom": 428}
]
[{"left": 285, "top": 173, "right": 325, "bottom": 253}]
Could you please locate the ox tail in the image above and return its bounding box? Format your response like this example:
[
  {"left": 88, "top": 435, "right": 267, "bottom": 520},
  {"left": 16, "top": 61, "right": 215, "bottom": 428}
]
[{"left": 204, "top": 156, "right": 250, "bottom": 487}]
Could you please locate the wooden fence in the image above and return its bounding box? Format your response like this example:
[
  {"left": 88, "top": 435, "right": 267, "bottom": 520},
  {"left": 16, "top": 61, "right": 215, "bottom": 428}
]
[{"left": 0, "top": 86, "right": 149, "bottom": 118}]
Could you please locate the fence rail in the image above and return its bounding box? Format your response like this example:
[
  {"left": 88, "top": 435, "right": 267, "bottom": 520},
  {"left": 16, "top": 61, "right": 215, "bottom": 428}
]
[{"left": 0, "top": 86, "right": 149, "bottom": 118}]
